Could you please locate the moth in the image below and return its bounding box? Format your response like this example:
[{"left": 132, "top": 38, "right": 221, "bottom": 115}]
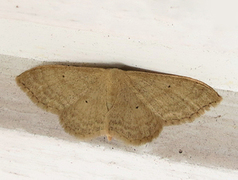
[{"left": 16, "top": 65, "right": 222, "bottom": 145}]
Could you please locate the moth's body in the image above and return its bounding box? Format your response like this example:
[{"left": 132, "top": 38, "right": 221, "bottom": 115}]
[{"left": 16, "top": 65, "right": 222, "bottom": 145}]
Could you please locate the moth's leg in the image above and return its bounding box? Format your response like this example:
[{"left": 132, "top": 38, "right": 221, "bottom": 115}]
[{"left": 107, "top": 134, "right": 112, "bottom": 141}]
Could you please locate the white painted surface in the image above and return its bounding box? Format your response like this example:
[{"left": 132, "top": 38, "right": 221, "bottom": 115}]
[
  {"left": 0, "top": 0, "right": 237, "bottom": 91},
  {"left": 0, "top": 0, "right": 238, "bottom": 179},
  {"left": 1, "top": 128, "right": 238, "bottom": 180}
]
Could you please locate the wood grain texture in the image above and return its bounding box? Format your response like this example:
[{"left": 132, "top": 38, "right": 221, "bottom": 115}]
[{"left": 16, "top": 65, "right": 222, "bottom": 145}]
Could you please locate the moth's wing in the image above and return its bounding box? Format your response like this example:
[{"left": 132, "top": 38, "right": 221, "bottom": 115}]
[
  {"left": 125, "top": 71, "right": 222, "bottom": 126},
  {"left": 16, "top": 65, "right": 105, "bottom": 113},
  {"left": 59, "top": 90, "right": 108, "bottom": 139},
  {"left": 16, "top": 65, "right": 108, "bottom": 139},
  {"left": 106, "top": 70, "right": 163, "bottom": 145}
]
